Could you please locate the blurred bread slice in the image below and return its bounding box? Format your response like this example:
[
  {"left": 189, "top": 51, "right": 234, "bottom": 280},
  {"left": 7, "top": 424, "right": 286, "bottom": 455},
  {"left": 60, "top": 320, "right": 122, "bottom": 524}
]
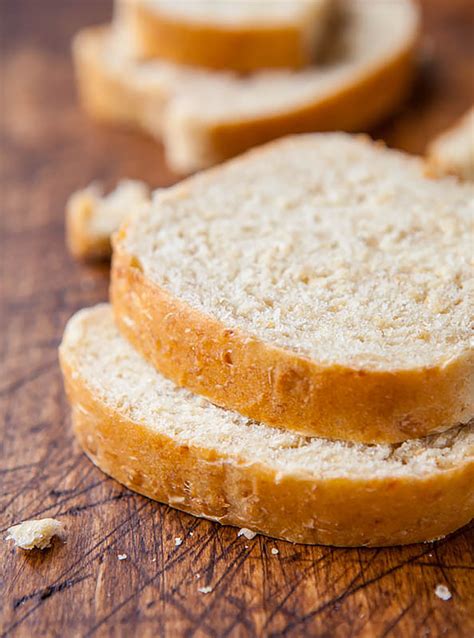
[{"left": 115, "top": 0, "right": 333, "bottom": 72}]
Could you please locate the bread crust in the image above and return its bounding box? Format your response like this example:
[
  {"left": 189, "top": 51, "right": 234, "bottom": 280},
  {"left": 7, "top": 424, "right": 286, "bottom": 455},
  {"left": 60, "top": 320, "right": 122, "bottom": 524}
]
[
  {"left": 72, "top": 15, "right": 417, "bottom": 173},
  {"left": 111, "top": 240, "right": 473, "bottom": 445},
  {"left": 130, "top": 2, "right": 319, "bottom": 72},
  {"left": 60, "top": 356, "right": 474, "bottom": 547}
]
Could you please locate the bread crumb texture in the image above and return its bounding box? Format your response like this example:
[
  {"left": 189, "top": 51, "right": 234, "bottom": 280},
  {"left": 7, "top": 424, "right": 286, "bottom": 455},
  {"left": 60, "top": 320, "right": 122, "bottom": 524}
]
[
  {"left": 238, "top": 528, "right": 258, "bottom": 540},
  {"left": 6, "top": 518, "right": 64, "bottom": 550},
  {"left": 434, "top": 584, "right": 452, "bottom": 601},
  {"left": 123, "top": 133, "right": 474, "bottom": 371}
]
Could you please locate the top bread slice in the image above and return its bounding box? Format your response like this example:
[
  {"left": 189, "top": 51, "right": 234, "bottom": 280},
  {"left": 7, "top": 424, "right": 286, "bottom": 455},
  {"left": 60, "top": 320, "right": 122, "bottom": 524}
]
[
  {"left": 73, "top": 0, "right": 419, "bottom": 173},
  {"left": 116, "top": 0, "right": 333, "bottom": 72},
  {"left": 112, "top": 133, "right": 474, "bottom": 445},
  {"left": 59, "top": 305, "right": 474, "bottom": 547},
  {"left": 427, "top": 107, "right": 474, "bottom": 181}
]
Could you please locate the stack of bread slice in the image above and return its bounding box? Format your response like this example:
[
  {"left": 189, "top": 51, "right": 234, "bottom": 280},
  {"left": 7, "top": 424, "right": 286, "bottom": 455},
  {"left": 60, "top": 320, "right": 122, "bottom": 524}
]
[
  {"left": 73, "top": 0, "right": 420, "bottom": 173},
  {"left": 60, "top": 133, "right": 474, "bottom": 547}
]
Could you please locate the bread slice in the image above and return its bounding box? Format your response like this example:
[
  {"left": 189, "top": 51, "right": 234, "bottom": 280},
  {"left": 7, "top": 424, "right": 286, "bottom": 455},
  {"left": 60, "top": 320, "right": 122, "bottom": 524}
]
[
  {"left": 59, "top": 304, "right": 474, "bottom": 547},
  {"left": 66, "top": 180, "right": 150, "bottom": 260},
  {"left": 114, "top": 0, "right": 333, "bottom": 72},
  {"left": 73, "top": 0, "right": 419, "bottom": 173},
  {"left": 111, "top": 133, "right": 474, "bottom": 445},
  {"left": 427, "top": 108, "right": 474, "bottom": 181}
]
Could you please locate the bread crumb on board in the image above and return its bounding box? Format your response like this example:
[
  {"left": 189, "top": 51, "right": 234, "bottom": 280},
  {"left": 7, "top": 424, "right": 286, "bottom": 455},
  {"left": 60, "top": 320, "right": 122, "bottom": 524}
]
[
  {"left": 238, "top": 528, "right": 257, "bottom": 540},
  {"left": 174, "top": 537, "right": 183, "bottom": 546},
  {"left": 434, "top": 584, "right": 452, "bottom": 601},
  {"left": 198, "top": 586, "right": 213, "bottom": 594},
  {"left": 6, "top": 518, "right": 64, "bottom": 550},
  {"left": 117, "top": 554, "right": 128, "bottom": 560}
]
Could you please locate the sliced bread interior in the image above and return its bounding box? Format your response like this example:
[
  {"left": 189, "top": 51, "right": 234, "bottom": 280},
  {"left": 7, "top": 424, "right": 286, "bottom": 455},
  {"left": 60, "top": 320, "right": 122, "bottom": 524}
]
[
  {"left": 116, "top": 0, "right": 333, "bottom": 71},
  {"left": 74, "top": 0, "right": 419, "bottom": 172},
  {"left": 112, "top": 133, "right": 474, "bottom": 444},
  {"left": 59, "top": 304, "right": 474, "bottom": 547}
]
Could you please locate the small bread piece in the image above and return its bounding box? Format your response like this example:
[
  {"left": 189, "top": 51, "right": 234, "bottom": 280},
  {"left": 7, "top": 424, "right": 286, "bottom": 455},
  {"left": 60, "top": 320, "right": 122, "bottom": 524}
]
[
  {"left": 59, "top": 305, "right": 474, "bottom": 547},
  {"left": 6, "top": 518, "right": 63, "bottom": 550},
  {"left": 427, "top": 108, "right": 474, "bottom": 181},
  {"left": 111, "top": 133, "right": 474, "bottom": 444},
  {"left": 73, "top": 0, "right": 419, "bottom": 173},
  {"left": 115, "top": 0, "right": 333, "bottom": 72},
  {"left": 66, "top": 180, "right": 150, "bottom": 260}
]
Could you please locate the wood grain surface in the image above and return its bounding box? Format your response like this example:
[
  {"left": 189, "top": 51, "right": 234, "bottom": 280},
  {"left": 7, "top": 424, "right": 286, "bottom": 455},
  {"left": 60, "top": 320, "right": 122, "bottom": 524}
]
[{"left": 1, "top": 1, "right": 473, "bottom": 636}]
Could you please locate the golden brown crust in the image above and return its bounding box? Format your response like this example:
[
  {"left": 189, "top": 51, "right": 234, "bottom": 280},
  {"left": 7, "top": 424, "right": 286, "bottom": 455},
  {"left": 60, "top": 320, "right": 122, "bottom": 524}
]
[
  {"left": 60, "top": 356, "right": 474, "bottom": 547},
  {"left": 72, "top": 25, "right": 417, "bottom": 173},
  {"left": 131, "top": 3, "right": 315, "bottom": 72},
  {"left": 111, "top": 242, "right": 473, "bottom": 445}
]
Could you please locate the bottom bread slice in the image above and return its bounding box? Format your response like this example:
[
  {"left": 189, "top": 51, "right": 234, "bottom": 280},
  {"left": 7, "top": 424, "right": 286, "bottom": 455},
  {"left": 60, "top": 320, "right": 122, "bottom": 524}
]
[{"left": 59, "top": 305, "right": 474, "bottom": 547}]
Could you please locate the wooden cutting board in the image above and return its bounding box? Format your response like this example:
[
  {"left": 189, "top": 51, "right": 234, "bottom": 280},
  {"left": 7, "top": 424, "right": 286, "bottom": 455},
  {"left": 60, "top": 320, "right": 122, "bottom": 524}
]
[{"left": 1, "top": 1, "right": 473, "bottom": 636}]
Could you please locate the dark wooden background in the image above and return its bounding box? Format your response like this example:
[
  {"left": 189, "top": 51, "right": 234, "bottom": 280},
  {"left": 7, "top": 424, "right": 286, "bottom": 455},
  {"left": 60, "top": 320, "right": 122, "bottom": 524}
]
[{"left": 1, "top": 1, "right": 473, "bottom": 636}]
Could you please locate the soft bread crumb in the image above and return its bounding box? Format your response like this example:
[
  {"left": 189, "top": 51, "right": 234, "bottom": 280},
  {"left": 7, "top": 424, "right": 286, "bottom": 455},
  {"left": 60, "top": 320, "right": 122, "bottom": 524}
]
[
  {"left": 6, "top": 518, "right": 63, "bottom": 550},
  {"left": 198, "top": 586, "right": 213, "bottom": 594},
  {"left": 434, "top": 584, "right": 452, "bottom": 601},
  {"left": 238, "top": 528, "right": 257, "bottom": 540},
  {"left": 174, "top": 537, "right": 183, "bottom": 546}
]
